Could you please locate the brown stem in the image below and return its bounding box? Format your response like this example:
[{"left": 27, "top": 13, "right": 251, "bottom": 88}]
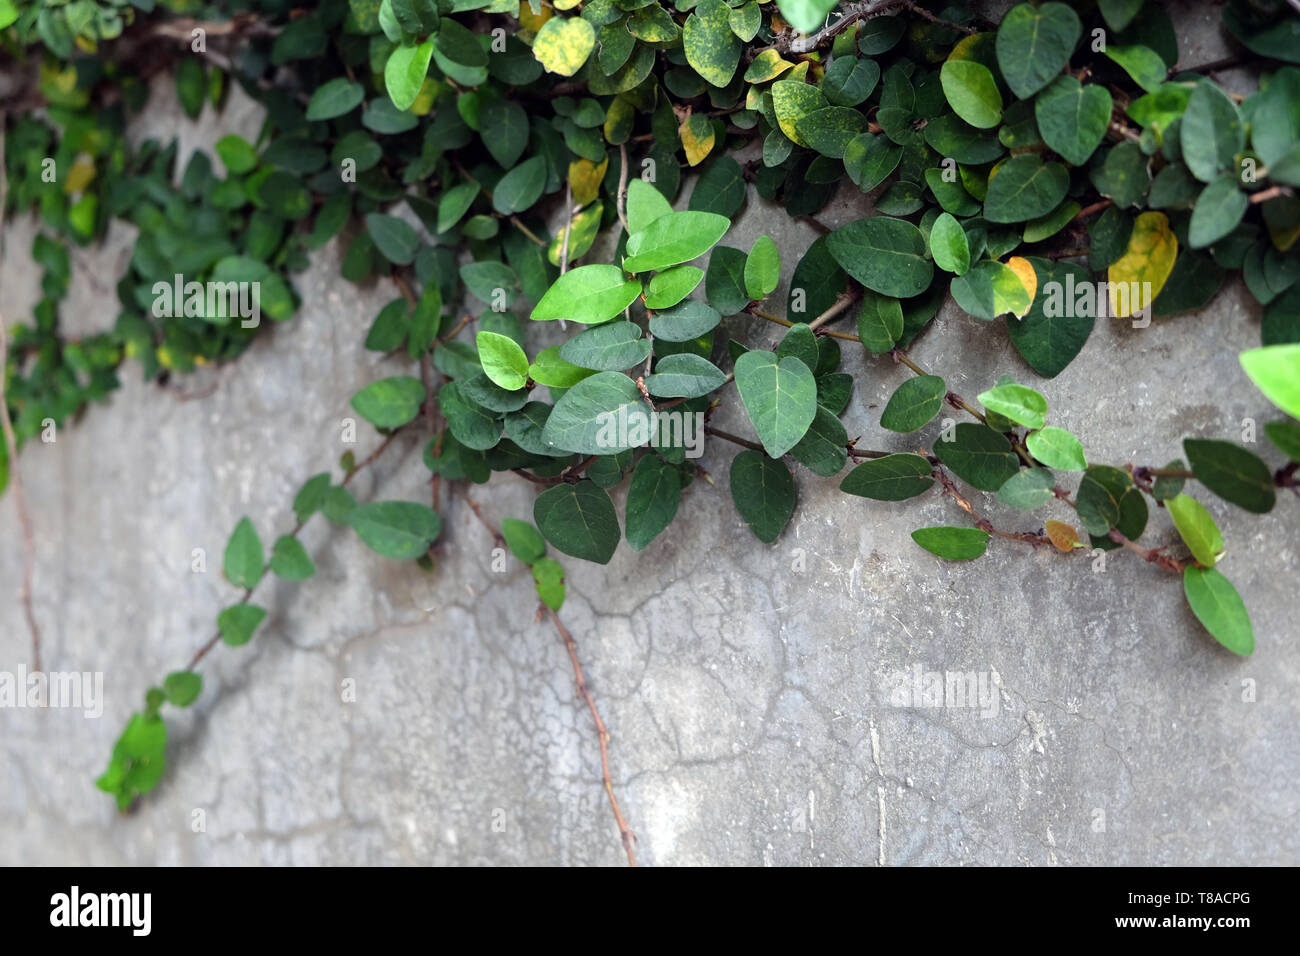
[
  {"left": 1107, "top": 529, "right": 1186, "bottom": 573},
  {"left": 616, "top": 143, "right": 630, "bottom": 234},
  {"left": 933, "top": 466, "right": 1051, "bottom": 548}
]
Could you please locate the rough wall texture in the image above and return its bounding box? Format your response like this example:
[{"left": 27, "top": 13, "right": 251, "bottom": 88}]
[{"left": 1, "top": 4, "right": 1296, "bottom": 866}]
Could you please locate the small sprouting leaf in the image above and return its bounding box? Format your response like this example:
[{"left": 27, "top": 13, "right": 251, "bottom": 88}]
[
  {"left": 532, "top": 17, "right": 596, "bottom": 77},
  {"left": 162, "top": 671, "right": 203, "bottom": 708},
  {"left": 1183, "top": 567, "right": 1254, "bottom": 656},
  {"left": 977, "top": 383, "right": 1047, "bottom": 430},
  {"left": 734, "top": 351, "right": 818, "bottom": 458},
  {"left": 911, "top": 526, "right": 991, "bottom": 561},
  {"left": 349, "top": 501, "right": 442, "bottom": 560},
  {"left": 224, "top": 517, "right": 264, "bottom": 590},
  {"left": 534, "top": 480, "right": 621, "bottom": 564},
  {"left": 532, "top": 557, "right": 566, "bottom": 610},
  {"left": 840, "top": 453, "right": 934, "bottom": 501},
  {"left": 476, "top": 331, "right": 529, "bottom": 390},
  {"left": 218, "top": 603, "right": 267, "bottom": 647},
  {"left": 270, "top": 535, "right": 316, "bottom": 580},
  {"left": 532, "top": 265, "right": 642, "bottom": 324},
  {"left": 1167, "top": 494, "right": 1224, "bottom": 567},
  {"left": 744, "top": 235, "right": 780, "bottom": 300},
  {"left": 940, "top": 60, "right": 1003, "bottom": 129},
  {"left": 1026, "top": 426, "right": 1086, "bottom": 471},
  {"left": 502, "top": 518, "right": 547, "bottom": 565},
  {"left": 624, "top": 211, "right": 731, "bottom": 273},
  {"left": 1183, "top": 439, "right": 1276, "bottom": 514},
  {"left": 881, "top": 375, "right": 946, "bottom": 432},
  {"left": 995, "top": 2, "right": 1081, "bottom": 99},
  {"left": 350, "top": 376, "right": 426, "bottom": 429},
  {"left": 729, "top": 449, "right": 796, "bottom": 543}
]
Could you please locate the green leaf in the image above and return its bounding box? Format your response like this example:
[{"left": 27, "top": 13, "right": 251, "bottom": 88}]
[
  {"left": 789, "top": 405, "right": 849, "bottom": 477},
  {"left": 995, "top": 467, "right": 1057, "bottom": 509},
  {"left": 734, "top": 351, "right": 818, "bottom": 458},
  {"left": 365, "top": 213, "right": 420, "bottom": 265},
  {"left": 840, "top": 453, "right": 935, "bottom": 500},
  {"left": 162, "top": 671, "right": 203, "bottom": 708},
  {"left": 1183, "top": 567, "right": 1254, "bottom": 656},
  {"left": 1006, "top": 259, "right": 1094, "bottom": 377},
  {"left": 881, "top": 375, "right": 946, "bottom": 432},
  {"left": 856, "top": 291, "right": 905, "bottom": 353},
  {"left": 826, "top": 217, "right": 933, "bottom": 298},
  {"left": 645, "top": 354, "right": 727, "bottom": 399},
  {"left": 771, "top": 79, "right": 829, "bottom": 147},
  {"left": 951, "top": 260, "right": 1033, "bottom": 320},
  {"left": 705, "top": 245, "right": 751, "bottom": 314},
  {"left": 649, "top": 300, "right": 722, "bottom": 342},
  {"left": 224, "top": 517, "right": 264, "bottom": 590},
  {"left": 349, "top": 501, "right": 442, "bottom": 560},
  {"left": 218, "top": 603, "right": 267, "bottom": 647},
  {"left": 940, "top": 60, "right": 1003, "bottom": 129},
  {"left": 977, "top": 383, "right": 1047, "bottom": 430},
  {"left": 306, "top": 78, "right": 365, "bottom": 120},
  {"left": 644, "top": 265, "right": 704, "bottom": 310},
  {"left": 1265, "top": 420, "right": 1300, "bottom": 462},
  {"left": 559, "top": 322, "right": 650, "bottom": 371},
  {"left": 502, "top": 518, "right": 547, "bottom": 564},
  {"left": 1183, "top": 439, "right": 1276, "bottom": 514},
  {"left": 541, "top": 371, "right": 644, "bottom": 454},
  {"left": 795, "top": 106, "right": 868, "bottom": 158},
  {"left": 995, "top": 2, "right": 1082, "bottom": 99},
  {"left": 624, "top": 210, "right": 731, "bottom": 273},
  {"left": 684, "top": 0, "right": 743, "bottom": 88},
  {"left": 1180, "top": 79, "right": 1244, "bottom": 183},
  {"left": 480, "top": 98, "right": 529, "bottom": 168},
  {"left": 1103, "top": 44, "right": 1166, "bottom": 93},
  {"left": 532, "top": 557, "right": 566, "bottom": 610},
  {"left": 532, "top": 265, "right": 642, "bottom": 324},
  {"left": 1240, "top": 345, "right": 1300, "bottom": 419},
  {"left": 534, "top": 480, "right": 621, "bottom": 563},
  {"left": 1075, "top": 465, "right": 1146, "bottom": 541},
  {"left": 385, "top": 39, "right": 435, "bottom": 111},
  {"left": 929, "top": 212, "right": 971, "bottom": 275},
  {"left": 438, "top": 183, "right": 480, "bottom": 233},
  {"left": 1034, "top": 76, "right": 1112, "bottom": 166},
  {"left": 532, "top": 17, "right": 596, "bottom": 77},
  {"left": 215, "top": 135, "right": 259, "bottom": 175},
  {"left": 626, "top": 178, "right": 674, "bottom": 235},
  {"left": 776, "top": 0, "right": 837, "bottom": 34},
  {"left": 492, "top": 155, "right": 547, "bottom": 215},
  {"left": 529, "top": 347, "right": 596, "bottom": 388},
  {"left": 625, "top": 455, "right": 682, "bottom": 551},
  {"left": 351, "top": 376, "right": 426, "bottom": 429},
  {"left": 983, "top": 155, "right": 1070, "bottom": 223},
  {"left": 476, "top": 330, "right": 529, "bottom": 390},
  {"left": 1026, "top": 426, "right": 1086, "bottom": 471},
  {"left": 293, "top": 473, "right": 332, "bottom": 525},
  {"left": 729, "top": 449, "right": 796, "bottom": 543},
  {"left": 934, "top": 423, "right": 1021, "bottom": 492},
  {"left": 744, "top": 236, "right": 781, "bottom": 300},
  {"left": 1188, "top": 175, "right": 1248, "bottom": 249},
  {"left": 270, "top": 535, "right": 316, "bottom": 580},
  {"left": 911, "top": 526, "right": 991, "bottom": 560},
  {"left": 96, "top": 712, "right": 168, "bottom": 810},
  {"left": 1167, "top": 494, "right": 1224, "bottom": 567},
  {"left": 439, "top": 381, "right": 502, "bottom": 450}
]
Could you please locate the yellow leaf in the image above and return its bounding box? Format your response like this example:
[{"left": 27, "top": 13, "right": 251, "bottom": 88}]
[
  {"left": 1045, "top": 520, "right": 1080, "bottom": 552},
  {"left": 1004, "top": 255, "right": 1037, "bottom": 316},
  {"left": 64, "top": 158, "right": 96, "bottom": 195},
  {"left": 1108, "top": 211, "right": 1178, "bottom": 318},
  {"left": 745, "top": 49, "right": 794, "bottom": 84},
  {"left": 518, "top": 5, "right": 552, "bottom": 35},
  {"left": 786, "top": 61, "right": 810, "bottom": 83},
  {"left": 680, "top": 114, "right": 715, "bottom": 167},
  {"left": 532, "top": 17, "right": 596, "bottom": 77},
  {"left": 568, "top": 156, "right": 608, "bottom": 207},
  {"left": 411, "top": 77, "right": 442, "bottom": 116}
]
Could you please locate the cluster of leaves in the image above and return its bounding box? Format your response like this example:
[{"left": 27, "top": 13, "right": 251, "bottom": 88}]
[
  {"left": 1, "top": 0, "right": 1298, "bottom": 812},
  {"left": 1, "top": 0, "right": 142, "bottom": 55}
]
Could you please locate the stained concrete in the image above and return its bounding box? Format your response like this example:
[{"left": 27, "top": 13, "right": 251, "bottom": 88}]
[{"left": 2, "top": 4, "right": 1297, "bottom": 865}]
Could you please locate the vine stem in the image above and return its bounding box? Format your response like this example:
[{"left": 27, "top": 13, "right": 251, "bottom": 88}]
[
  {"left": 0, "top": 113, "right": 42, "bottom": 672},
  {"left": 185, "top": 428, "right": 407, "bottom": 670},
  {"left": 616, "top": 143, "right": 630, "bottom": 234},
  {"left": 1107, "top": 529, "right": 1187, "bottom": 573},
  {"left": 932, "top": 465, "right": 1051, "bottom": 547},
  {"left": 806, "top": 290, "right": 857, "bottom": 330},
  {"left": 548, "top": 607, "right": 638, "bottom": 866}
]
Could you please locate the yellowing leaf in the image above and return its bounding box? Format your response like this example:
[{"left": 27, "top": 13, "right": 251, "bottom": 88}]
[
  {"left": 411, "top": 77, "right": 441, "bottom": 116},
  {"left": 518, "top": 4, "right": 552, "bottom": 35},
  {"left": 1108, "top": 211, "right": 1178, "bottom": 318},
  {"left": 532, "top": 16, "right": 596, "bottom": 77},
  {"left": 568, "top": 156, "right": 609, "bottom": 207},
  {"left": 1004, "top": 255, "right": 1037, "bottom": 315},
  {"left": 744, "top": 49, "right": 794, "bottom": 83},
  {"left": 1045, "top": 520, "right": 1080, "bottom": 552},
  {"left": 548, "top": 202, "right": 604, "bottom": 266},
  {"left": 64, "top": 158, "right": 96, "bottom": 195},
  {"left": 680, "top": 114, "right": 715, "bottom": 167}
]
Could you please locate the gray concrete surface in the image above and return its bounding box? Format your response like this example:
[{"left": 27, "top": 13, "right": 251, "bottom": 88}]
[{"left": 2, "top": 5, "right": 1297, "bottom": 865}]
